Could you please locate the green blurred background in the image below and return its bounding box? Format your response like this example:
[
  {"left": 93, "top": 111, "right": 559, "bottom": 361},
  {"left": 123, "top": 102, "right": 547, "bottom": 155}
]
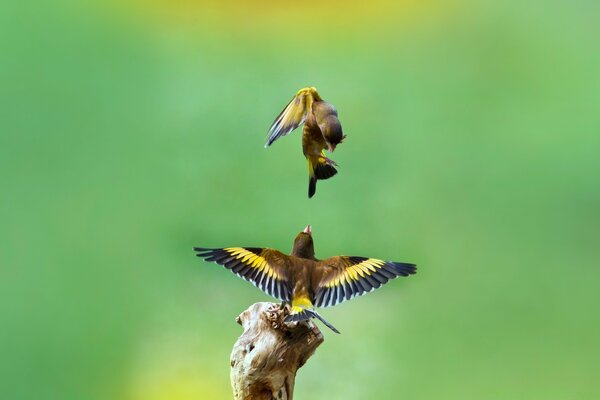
[{"left": 2, "top": 0, "right": 599, "bottom": 398}]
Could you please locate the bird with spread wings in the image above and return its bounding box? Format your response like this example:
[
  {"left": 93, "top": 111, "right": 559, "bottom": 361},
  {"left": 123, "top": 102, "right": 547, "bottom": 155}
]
[{"left": 194, "top": 225, "right": 416, "bottom": 333}]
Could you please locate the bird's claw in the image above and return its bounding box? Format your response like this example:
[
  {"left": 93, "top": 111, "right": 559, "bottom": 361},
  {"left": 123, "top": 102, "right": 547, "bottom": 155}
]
[{"left": 323, "top": 157, "right": 338, "bottom": 167}]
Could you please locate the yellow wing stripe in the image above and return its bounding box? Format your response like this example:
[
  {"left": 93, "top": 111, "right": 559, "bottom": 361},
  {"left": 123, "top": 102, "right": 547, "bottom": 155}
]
[
  {"left": 354, "top": 263, "right": 370, "bottom": 276},
  {"left": 325, "top": 258, "right": 385, "bottom": 288},
  {"left": 241, "top": 252, "right": 254, "bottom": 264},
  {"left": 227, "top": 248, "right": 245, "bottom": 257},
  {"left": 224, "top": 247, "right": 281, "bottom": 280},
  {"left": 346, "top": 265, "right": 359, "bottom": 281}
]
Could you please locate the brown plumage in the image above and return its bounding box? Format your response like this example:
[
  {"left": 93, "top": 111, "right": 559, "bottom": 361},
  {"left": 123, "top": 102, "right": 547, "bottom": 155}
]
[
  {"left": 264, "top": 87, "right": 346, "bottom": 198},
  {"left": 194, "top": 225, "right": 416, "bottom": 333}
]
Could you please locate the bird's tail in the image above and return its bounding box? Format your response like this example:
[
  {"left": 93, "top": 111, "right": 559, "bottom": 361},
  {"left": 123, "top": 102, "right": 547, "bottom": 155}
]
[
  {"left": 284, "top": 308, "right": 341, "bottom": 334},
  {"left": 307, "top": 154, "right": 338, "bottom": 198}
]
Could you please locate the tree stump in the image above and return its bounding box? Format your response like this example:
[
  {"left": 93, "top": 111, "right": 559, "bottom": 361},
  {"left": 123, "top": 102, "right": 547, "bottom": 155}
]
[{"left": 230, "top": 302, "right": 324, "bottom": 400}]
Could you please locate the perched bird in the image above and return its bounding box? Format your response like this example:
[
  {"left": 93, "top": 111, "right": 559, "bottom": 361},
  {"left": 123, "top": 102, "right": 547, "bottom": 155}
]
[
  {"left": 265, "top": 87, "right": 347, "bottom": 198},
  {"left": 194, "top": 225, "right": 416, "bottom": 334}
]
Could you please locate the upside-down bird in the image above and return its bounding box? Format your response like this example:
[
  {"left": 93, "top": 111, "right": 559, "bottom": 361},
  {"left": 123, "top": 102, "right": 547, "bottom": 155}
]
[
  {"left": 264, "top": 87, "right": 346, "bottom": 198},
  {"left": 194, "top": 225, "right": 416, "bottom": 333}
]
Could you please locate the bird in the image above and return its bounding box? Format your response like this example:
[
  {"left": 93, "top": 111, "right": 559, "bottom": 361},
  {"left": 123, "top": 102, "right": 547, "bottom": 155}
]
[
  {"left": 194, "top": 225, "right": 416, "bottom": 334},
  {"left": 264, "top": 87, "right": 347, "bottom": 198}
]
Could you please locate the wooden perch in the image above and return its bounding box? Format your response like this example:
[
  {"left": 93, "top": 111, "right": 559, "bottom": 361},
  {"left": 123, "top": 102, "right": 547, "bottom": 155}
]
[{"left": 230, "top": 302, "right": 324, "bottom": 400}]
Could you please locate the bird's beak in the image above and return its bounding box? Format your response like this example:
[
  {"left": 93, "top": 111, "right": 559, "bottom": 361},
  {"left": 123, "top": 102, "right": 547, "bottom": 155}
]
[
  {"left": 303, "top": 225, "right": 312, "bottom": 234},
  {"left": 327, "top": 143, "right": 336, "bottom": 152}
]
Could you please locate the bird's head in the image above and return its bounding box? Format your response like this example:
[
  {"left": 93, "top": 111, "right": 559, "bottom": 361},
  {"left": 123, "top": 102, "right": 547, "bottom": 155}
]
[
  {"left": 292, "top": 225, "right": 315, "bottom": 259},
  {"left": 325, "top": 125, "right": 346, "bottom": 152}
]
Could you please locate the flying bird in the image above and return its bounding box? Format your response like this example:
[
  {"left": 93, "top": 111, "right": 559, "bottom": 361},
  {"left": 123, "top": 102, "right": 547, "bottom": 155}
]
[
  {"left": 194, "top": 225, "right": 416, "bottom": 334},
  {"left": 265, "top": 87, "right": 346, "bottom": 198}
]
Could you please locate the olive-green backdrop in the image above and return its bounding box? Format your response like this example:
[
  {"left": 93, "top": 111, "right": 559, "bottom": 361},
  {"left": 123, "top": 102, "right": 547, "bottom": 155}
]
[{"left": 2, "top": 0, "right": 598, "bottom": 399}]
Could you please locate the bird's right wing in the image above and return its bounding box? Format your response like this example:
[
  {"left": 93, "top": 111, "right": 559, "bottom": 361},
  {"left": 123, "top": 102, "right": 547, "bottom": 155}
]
[
  {"left": 313, "top": 256, "right": 416, "bottom": 307},
  {"left": 265, "top": 87, "right": 320, "bottom": 147},
  {"left": 194, "top": 247, "right": 292, "bottom": 302}
]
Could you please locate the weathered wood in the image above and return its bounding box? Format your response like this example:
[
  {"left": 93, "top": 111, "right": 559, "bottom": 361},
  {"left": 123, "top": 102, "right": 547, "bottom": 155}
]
[{"left": 230, "top": 302, "right": 324, "bottom": 400}]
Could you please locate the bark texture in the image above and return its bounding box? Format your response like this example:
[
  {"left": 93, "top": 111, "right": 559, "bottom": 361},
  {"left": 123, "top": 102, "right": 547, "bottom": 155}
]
[{"left": 230, "top": 302, "right": 324, "bottom": 400}]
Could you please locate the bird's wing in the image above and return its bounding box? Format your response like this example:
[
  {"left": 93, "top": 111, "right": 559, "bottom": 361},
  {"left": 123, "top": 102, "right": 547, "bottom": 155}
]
[
  {"left": 194, "top": 247, "right": 292, "bottom": 302},
  {"left": 265, "top": 87, "right": 319, "bottom": 147},
  {"left": 313, "top": 256, "right": 416, "bottom": 308}
]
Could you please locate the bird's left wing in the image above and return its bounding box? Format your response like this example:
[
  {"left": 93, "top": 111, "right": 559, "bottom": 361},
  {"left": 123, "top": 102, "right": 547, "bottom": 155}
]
[
  {"left": 313, "top": 256, "right": 416, "bottom": 308},
  {"left": 194, "top": 247, "right": 292, "bottom": 302},
  {"left": 265, "top": 87, "right": 320, "bottom": 147}
]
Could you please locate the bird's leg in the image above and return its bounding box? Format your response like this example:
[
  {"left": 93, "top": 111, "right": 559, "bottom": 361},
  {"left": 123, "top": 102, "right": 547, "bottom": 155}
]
[
  {"left": 322, "top": 156, "right": 338, "bottom": 167},
  {"left": 279, "top": 300, "right": 289, "bottom": 310}
]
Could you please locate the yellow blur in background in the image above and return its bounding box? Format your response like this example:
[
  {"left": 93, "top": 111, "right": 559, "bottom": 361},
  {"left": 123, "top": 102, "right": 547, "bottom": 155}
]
[{"left": 1, "top": 0, "right": 599, "bottom": 399}]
